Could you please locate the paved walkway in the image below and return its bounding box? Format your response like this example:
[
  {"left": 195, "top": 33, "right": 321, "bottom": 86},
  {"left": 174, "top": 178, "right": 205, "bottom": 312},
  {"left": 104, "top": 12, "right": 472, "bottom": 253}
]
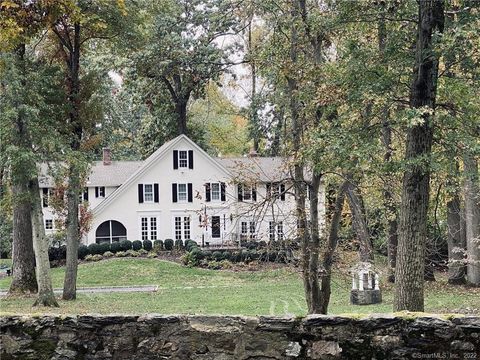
[{"left": 0, "top": 285, "right": 158, "bottom": 296}]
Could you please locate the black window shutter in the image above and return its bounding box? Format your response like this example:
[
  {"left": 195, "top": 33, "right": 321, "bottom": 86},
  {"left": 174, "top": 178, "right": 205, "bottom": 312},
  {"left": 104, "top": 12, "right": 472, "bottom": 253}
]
[
  {"left": 237, "top": 184, "right": 243, "bottom": 201},
  {"left": 266, "top": 183, "right": 271, "bottom": 197},
  {"left": 188, "top": 183, "right": 193, "bottom": 202},
  {"left": 42, "top": 188, "right": 48, "bottom": 207},
  {"left": 95, "top": 187, "right": 99, "bottom": 198},
  {"left": 252, "top": 185, "right": 257, "bottom": 201},
  {"left": 205, "top": 183, "right": 211, "bottom": 202},
  {"left": 221, "top": 182, "right": 226, "bottom": 201},
  {"left": 84, "top": 188, "right": 89, "bottom": 202},
  {"left": 280, "top": 183, "right": 286, "bottom": 201},
  {"left": 138, "top": 184, "right": 144, "bottom": 203},
  {"left": 172, "top": 184, "right": 177, "bottom": 203},
  {"left": 154, "top": 183, "right": 159, "bottom": 203},
  {"left": 173, "top": 150, "right": 179, "bottom": 169},
  {"left": 188, "top": 150, "right": 194, "bottom": 169}
]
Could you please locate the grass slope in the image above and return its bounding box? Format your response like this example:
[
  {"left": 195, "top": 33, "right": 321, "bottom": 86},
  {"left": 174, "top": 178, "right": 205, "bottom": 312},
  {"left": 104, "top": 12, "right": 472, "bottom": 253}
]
[{"left": 0, "top": 258, "right": 478, "bottom": 316}]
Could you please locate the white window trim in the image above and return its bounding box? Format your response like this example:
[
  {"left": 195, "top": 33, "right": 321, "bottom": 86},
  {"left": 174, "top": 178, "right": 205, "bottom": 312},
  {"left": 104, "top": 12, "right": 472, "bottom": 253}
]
[
  {"left": 171, "top": 214, "right": 192, "bottom": 240},
  {"left": 210, "top": 182, "right": 221, "bottom": 202},
  {"left": 143, "top": 183, "right": 154, "bottom": 203},
  {"left": 45, "top": 219, "right": 53, "bottom": 230},
  {"left": 138, "top": 212, "right": 161, "bottom": 240},
  {"left": 96, "top": 186, "right": 106, "bottom": 198},
  {"left": 177, "top": 183, "right": 187, "bottom": 203},
  {"left": 178, "top": 150, "right": 189, "bottom": 169}
]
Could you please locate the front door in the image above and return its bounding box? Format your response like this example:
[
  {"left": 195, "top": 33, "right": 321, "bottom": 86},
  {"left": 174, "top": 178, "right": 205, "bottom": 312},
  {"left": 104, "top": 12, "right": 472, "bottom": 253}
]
[{"left": 211, "top": 216, "right": 221, "bottom": 239}]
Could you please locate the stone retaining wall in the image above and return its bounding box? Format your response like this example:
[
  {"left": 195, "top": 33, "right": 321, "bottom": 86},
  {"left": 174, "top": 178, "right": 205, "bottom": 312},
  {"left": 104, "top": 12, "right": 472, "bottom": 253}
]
[{"left": 1, "top": 314, "right": 479, "bottom": 359}]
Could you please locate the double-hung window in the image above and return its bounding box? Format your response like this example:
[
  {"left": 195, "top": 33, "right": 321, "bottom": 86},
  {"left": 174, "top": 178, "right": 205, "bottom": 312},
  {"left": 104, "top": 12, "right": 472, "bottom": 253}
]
[
  {"left": 178, "top": 184, "right": 187, "bottom": 202},
  {"left": 237, "top": 183, "right": 256, "bottom": 202},
  {"left": 179, "top": 150, "right": 188, "bottom": 168},
  {"left": 211, "top": 183, "right": 220, "bottom": 201},
  {"left": 144, "top": 184, "right": 154, "bottom": 202}
]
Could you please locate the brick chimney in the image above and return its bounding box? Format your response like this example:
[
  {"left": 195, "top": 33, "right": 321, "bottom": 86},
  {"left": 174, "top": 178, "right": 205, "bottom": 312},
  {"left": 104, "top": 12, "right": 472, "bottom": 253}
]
[{"left": 103, "top": 148, "right": 111, "bottom": 165}]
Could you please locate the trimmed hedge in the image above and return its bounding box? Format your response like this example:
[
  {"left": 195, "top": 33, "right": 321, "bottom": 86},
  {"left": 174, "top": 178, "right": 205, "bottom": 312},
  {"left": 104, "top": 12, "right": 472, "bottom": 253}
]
[
  {"left": 153, "top": 240, "right": 163, "bottom": 251},
  {"left": 185, "top": 240, "right": 198, "bottom": 252},
  {"left": 164, "top": 239, "right": 174, "bottom": 251},
  {"left": 78, "top": 245, "right": 89, "bottom": 260},
  {"left": 119, "top": 240, "right": 132, "bottom": 251},
  {"left": 98, "top": 242, "right": 110, "bottom": 254},
  {"left": 132, "top": 240, "right": 142, "bottom": 251},
  {"left": 87, "top": 243, "right": 102, "bottom": 255},
  {"left": 174, "top": 239, "right": 184, "bottom": 250},
  {"left": 143, "top": 240, "right": 152, "bottom": 251},
  {"left": 110, "top": 241, "right": 122, "bottom": 253},
  {"left": 48, "top": 245, "right": 66, "bottom": 261}
]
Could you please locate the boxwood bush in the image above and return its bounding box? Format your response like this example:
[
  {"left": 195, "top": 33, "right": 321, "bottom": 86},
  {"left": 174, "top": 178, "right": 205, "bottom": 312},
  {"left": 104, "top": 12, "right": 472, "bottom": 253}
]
[
  {"left": 153, "top": 240, "right": 163, "bottom": 252},
  {"left": 48, "top": 245, "right": 67, "bottom": 261},
  {"left": 132, "top": 240, "right": 142, "bottom": 251},
  {"left": 119, "top": 240, "right": 132, "bottom": 251},
  {"left": 98, "top": 242, "right": 110, "bottom": 254},
  {"left": 185, "top": 239, "right": 198, "bottom": 252},
  {"left": 143, "top": 240, "right": 153, "bottom": 251},
  {"left": 88, "top": 243, "right": 102, "bottom": 255},
  {"left": 77, "top": 245, "right": 89, "bottom": 260},
  {"left": 110, "top": 241, "right": 122, "bottom": 253},
  {"left": 164, "top": 239, "right": 174, "bottom": 251},
  {"left": 212, "top": 251, "right": 223, "bottom": 261},
  {"left": 174, "top": 239, "right": 184, "bottom": 250}
]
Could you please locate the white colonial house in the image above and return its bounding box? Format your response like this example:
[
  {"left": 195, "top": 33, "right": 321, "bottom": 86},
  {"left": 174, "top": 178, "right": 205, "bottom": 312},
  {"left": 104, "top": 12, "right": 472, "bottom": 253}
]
[{"left": 39, "top": 135, "right": 325, "bottom": 246}]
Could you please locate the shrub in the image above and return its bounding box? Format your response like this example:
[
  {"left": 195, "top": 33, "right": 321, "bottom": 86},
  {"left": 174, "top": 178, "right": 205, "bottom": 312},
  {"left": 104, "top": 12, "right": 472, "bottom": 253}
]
[
  {"left": 88, "top": 243, "right": 102, "bottom": 255},
  {"left": 257, "top": 241, "right": 267, "bottom": 249},
  {"left": 103, "top": 251, "right": 114, "bottom": 258},
  {"left": 212, "top": 251, "right": 223, "bottom": 261},
  {"left": 85, "top": 254, "right": 103, "bottom": 262},
  {"left": 132, "top": 240, "right": 142, "bottom": 251},
  {"left": 185, "top": 239, "right": 198, "bottom": 252},
  {"left": 120, "top": 240, "right": 132, "bottom": 251},
  {"left": 222, "top": 251, "right": 231, "bottom": 261},
  {"left": 231, "top": 251, "right": 242, "bottom": 263},
  {"left": 78, "top": 245, "right": 89, "bottom": 260},
  {"left": 138, "top": 249, "right": 148, "bottom": 256},
  {"left": 143, "top": 240, "right": 152, "bottom": 251},
  {"left": 174, "top": 239, "right": 184, "bottom": 250},
  {"left": 126, "top": 249, "right": 139, "bottom": 257},
  {"left": 164, "top": 239, "right": 174, "bottom": 251},
  {"left": 116, "top": 251, "right": 127, "bottom": 257},
  {"left": 219, "top": 260, "right": 233, "bottom": 269},
  {"left": 153, "top": 240, "right": 164, "bottom": 252},
  {"left": 110, "top": 242, "right": 122, "bottom": 253},
  {"left": 48, "top": 245, "right": 67, "bottom": 261},
  {"left": 98, "top": 242, "right": 110, "bottom": 254},
  {"left": 147, "top": 252, "right": 157, "bottom": 258}
]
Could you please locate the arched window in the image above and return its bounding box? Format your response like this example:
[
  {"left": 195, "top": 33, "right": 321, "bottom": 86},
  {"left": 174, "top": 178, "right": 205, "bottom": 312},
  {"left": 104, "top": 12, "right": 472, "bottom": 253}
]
[{"left": 95, "top": 220, "right": 127, "bottom": 244}]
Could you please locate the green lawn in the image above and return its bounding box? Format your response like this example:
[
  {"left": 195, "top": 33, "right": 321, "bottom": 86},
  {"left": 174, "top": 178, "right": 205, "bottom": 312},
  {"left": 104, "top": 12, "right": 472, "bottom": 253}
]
[{"left": 0, "top": 258, "right": 478, "bottom": 316}]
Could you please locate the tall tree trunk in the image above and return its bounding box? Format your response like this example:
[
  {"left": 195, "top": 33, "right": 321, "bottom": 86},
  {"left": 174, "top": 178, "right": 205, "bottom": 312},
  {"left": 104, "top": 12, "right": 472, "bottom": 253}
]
[
  {"left": 345, "top": 180, "right": 374, "bottom": 262},
  {"left": 176, "top": 98, "right": 188, "bottom": 135},
  {"left": 447, "top": 191, "right": 466, "bottom": 284},
  {"left": 8, "top": 43, "right": 37, "bottom": 294},
  {"left": 394, "top": 0, "right": 444, "bottom": 312},
  {"left": 9, "top": 182, "right": 37, "bottom": 294},
  {"left": 248, "top": 21, "right": 260, "bottom": 152},
  {"left": 319, "top": 180, "right": 348, "bottom": 314},
  {"left": 464, "top": 155, "right": 480, "bottom": 286},
  {"left": 62, "top": 22, "right": 82, "bottom": 300},
  {"left": 31, "top": 178, "right": 58, "bottom": 307},
  {"left": 306, "top": 173, "right": 322, "bottom": 313}
]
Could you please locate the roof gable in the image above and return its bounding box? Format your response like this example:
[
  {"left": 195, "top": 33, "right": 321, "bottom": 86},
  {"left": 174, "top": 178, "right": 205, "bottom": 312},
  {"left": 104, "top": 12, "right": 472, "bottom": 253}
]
[{"left": 92, "top": 134, "right": 231, "bottom": 216}]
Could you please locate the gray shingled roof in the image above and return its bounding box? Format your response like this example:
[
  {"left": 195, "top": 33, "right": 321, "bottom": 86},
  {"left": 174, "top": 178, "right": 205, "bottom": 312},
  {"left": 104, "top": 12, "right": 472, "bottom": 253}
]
[
  {"left": 39, "top": 161, "right": 143, "bottom": 188},
  {"left": 215, "top": 157, "right": 292, "bottom": 182}
]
